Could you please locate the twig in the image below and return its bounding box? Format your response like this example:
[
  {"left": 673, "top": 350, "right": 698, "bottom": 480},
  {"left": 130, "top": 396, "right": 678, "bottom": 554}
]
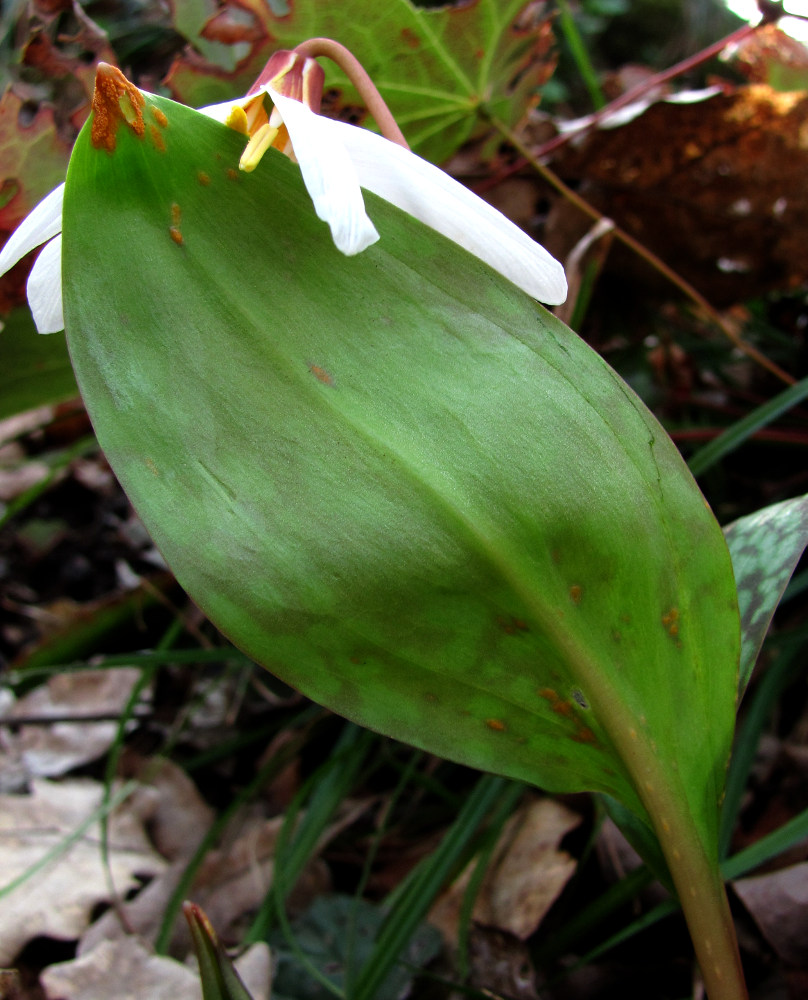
[{"left": 489, "top": 116, "right": 796, "bottom": 386}]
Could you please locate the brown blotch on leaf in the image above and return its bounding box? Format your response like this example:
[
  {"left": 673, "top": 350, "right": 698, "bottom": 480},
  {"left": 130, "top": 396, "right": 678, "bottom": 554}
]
[
  {"left": 309, "top": 364, "right": 335, "bottom": 387},
  {"left": 486, "top": 718, "right": 507, "bottom": 732},
  {"left": 662, "top": 606, "right": 680, "bottom": 638},
  {"left": 401, "top": 28, "right": 420, "bottom": 49},
  {"left": 149, "top": 124, "right": 166, "bottom": 152},
  {"left": 498, "top": 615, "right": 529, "bottom": 635},
  {"left": 169, "top": 203, "right": 183, "bottom": 245},
  {"left": 197, "top": 171, "right": 211, "bottom": 186},
  {"left": 91, "top": 63, "right": 146, "bottom": 152}
]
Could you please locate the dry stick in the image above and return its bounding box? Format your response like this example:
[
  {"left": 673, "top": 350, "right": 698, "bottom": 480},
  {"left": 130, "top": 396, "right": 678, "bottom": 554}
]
[
  {"left": 491, "top": 117, "right": 796, "bottom": 387},
  {"left": 294, "top": 37, "right": 410, "bottom": 150},
  {"left": 533, "top": 19, "right": 763, "bottom": 161}
]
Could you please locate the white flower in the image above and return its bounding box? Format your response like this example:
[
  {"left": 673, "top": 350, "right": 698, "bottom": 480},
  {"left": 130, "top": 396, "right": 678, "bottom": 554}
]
[
  {"left": 0, "top": 183, "right": 64, "bottom": 334},
  {"left": 0, "top": 85, "right": 566, "bottom": 335},
  {"left": 206, "top": 85, "right": 567, "bottom": 304}
]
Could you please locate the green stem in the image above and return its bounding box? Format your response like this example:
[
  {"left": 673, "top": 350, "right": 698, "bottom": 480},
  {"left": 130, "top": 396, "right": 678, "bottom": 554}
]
[{"left": 591, "top": 695, "right": 748, "bottom": 1000}]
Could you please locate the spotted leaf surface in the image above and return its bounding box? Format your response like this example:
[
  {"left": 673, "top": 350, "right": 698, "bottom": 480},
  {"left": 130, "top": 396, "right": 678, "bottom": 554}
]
[
  {"left": 61, "top": 94, "right": 740, "bottom": 864},
  {"left": 724, "top": 494, "right": 808, "bottom": 694}
]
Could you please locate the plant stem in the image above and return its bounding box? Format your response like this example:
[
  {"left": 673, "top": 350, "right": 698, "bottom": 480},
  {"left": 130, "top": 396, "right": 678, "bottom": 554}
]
[
  {"left": 584, "top": 690, "right": 748, "bottom": 999},
  {"left": 490, "top": 116, "right": 795, "bottom": 387},
  {"left": 294, "top": 37, "right": 410, "bottom": 149}
]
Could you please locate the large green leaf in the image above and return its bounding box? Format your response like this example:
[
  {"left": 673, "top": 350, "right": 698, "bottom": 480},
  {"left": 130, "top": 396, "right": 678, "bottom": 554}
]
[
  {"left": 0, "top": 307, "right": 78, "bottom": 421},
  {"left": 61, "top": 95, "right": 739, "bottom": 865},
  {"left": 165, "top": 0, "right": 556, "bottom": 163}
]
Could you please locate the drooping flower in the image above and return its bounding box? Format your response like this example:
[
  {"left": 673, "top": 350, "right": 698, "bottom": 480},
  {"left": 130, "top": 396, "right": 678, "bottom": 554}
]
[
  {"left": 0, "top": 55, "right": 566, "bottom": 335},
  {"left": 0, "top": 183, "right": 64, "bottom": 334}
]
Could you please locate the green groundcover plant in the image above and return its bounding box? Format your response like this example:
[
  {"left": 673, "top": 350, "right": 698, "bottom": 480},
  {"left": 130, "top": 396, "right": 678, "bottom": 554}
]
[{"left": 2, "top": 35, "right": 808, "bottom": 1000}]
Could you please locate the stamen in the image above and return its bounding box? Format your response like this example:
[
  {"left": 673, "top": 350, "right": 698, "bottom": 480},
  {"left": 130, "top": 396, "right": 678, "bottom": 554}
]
[
  {"left": 225, "top": 106, "right": 249, "bottom": 135},
  {"left": 239, "top": 123, "right": 280, "bottom": 172}
]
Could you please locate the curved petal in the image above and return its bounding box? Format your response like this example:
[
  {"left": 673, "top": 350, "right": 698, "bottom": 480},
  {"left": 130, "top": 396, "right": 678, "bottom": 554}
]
[
  {"left": 268, "top": 89, "right": 379, "bottom": 256},
  {"left": 27, "top": 235, "right": 64, "bottom": 334},
  {"left": 0, "top": 183, "right": 65, "bottom": 277},
  {"left": 319, "top": 120, "right": 568, "bottom": 305},
  {"left": 198, "top": 98, "right": 239, "bottom": 124}
]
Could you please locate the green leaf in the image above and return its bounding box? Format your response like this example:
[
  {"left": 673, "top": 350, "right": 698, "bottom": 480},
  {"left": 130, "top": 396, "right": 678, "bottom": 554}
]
[
  {"left": 0, "top": 307, "right": 78, "bottom": 421},
  {"left": 166, "top": 0, "right": 556, "bottom": 162},
  {"left": 688, "top": 375, "right": 808, "bottom": 478},
  {"left": 270, "top": 895, "right": 441, "bottom": 1000},
  {"left": 184, "top": 902, "right": 256, "bottom": 1000},
  {"left": 61, "top": 95, "right": 739, "bottom": 873},
  {"left": 723, "top": 494, "right": 808, "bottom": 694}
]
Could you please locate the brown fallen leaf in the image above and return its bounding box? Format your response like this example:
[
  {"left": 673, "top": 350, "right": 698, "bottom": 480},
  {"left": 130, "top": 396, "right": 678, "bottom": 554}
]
[
  {"left": 0, "top": 778, "right": 166, "bottom": 965},
  {"left": 551, "top": 84, "right": 808, "bottom": 306},
  {"left": 126, "top": 756, "right": 215, "bottom": 863},
  {"left": 0, "top": 668, "right": 145, "bottom": 779},
  {"left": 431, "top": 797, "right": 580, "bottom": 943},
  {"left": 41, "top": 934, "right": 271, "bottom": 1000},
  {"left": 733, "top": 861, "right": 808, "bottom": 967}
]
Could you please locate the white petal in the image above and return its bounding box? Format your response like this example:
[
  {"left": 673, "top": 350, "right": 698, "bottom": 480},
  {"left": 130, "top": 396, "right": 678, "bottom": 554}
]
[
  {"left": 268, "top": 89, "right": 379, "bottom": 256},
  {"left": 198, "top": 98, "right": 244, "bottom": 123},
  {"left": 319, "top": 120, "right": 568, "bottom": 305},
  {"left": 0, "top": 183, "right": 65, "bottom": 277},
  {"left": 27, "top": 235, "right": 64, "bottom": 334}
]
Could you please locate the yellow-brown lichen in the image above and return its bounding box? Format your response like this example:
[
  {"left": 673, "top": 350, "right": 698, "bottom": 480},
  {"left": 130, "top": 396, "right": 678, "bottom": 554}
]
[{"left": 91, "top": 63, "right": 146, "bottom": 153}]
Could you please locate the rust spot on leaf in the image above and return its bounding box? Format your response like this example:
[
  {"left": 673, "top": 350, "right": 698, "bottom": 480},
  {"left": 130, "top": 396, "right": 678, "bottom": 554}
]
[
  {"left": 151, "top": 107, "right": 168, "bottom": 128},
  {"left": 91, "top": 63, "right": 145, "bottom": 152},
  {"left": 197, "top": 171, "right": 211, "bottom": 186},
  {"left": 149, "top": 124, "right": 166, "bottom": 152},
  {"left": 569, "top": 584, "right": 582, "bottom": 604},
  {"left": 486, "top": 718, "right": 507, "bottom": 732},
  {"left": 309, "top": 364, "right": 335, "bottom": 386},
  {"left": 401, "top": 28, "right": 420, "bottom": 48},
  {"left": 498, "top": 615, "right": 529, "bottom": 634},
  {"left": 539, "top": 688, "right": 599, "bottom": 746},
  {"left": 662, "top": 606, "right": 680, "bottom": 638},
  {"left": 169, "top": 203, "right": 183, "bottom": 245}
]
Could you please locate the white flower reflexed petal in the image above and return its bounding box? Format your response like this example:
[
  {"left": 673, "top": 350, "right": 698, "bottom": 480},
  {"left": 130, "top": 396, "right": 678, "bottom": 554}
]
[
  {"left": 27, "top": 235, "right": 64, "bottom": 334},
  {"left": 198, "top": 99, "right": 237, "bottom": 124},
  {"left": 268, "top": 89, "right": 379, "bottom": 256},
  {"left": 318, "top": 119, "right": 568, "bottom": 305},
  {"left": 0, "top": 183, "right": 65, "bottom": 276}
]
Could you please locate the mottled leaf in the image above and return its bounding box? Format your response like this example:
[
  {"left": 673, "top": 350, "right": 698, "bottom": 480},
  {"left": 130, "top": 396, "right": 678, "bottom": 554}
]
[{"left": 723, "top": 494, "right": 808, "bottom": 694}]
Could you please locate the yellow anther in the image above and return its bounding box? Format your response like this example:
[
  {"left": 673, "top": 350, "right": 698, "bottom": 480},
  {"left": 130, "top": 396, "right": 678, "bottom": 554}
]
[
  {"left": 224, "top": 105, "right": 249, "bottom": 136},
  {"left": 239, "top": 122, "right": 280, "bottom": 173}
]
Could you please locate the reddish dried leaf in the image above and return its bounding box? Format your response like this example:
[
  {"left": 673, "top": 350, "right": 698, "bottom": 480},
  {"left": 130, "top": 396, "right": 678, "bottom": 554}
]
[
  {"left": 0, "top": 91, "right": 71, "bottom": 234},
  {"left": 730, "top": 24, "right": 808, "bottom": 91},
  {"left": 553, "top": 84, "right": 808, "bottom": 305}
]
